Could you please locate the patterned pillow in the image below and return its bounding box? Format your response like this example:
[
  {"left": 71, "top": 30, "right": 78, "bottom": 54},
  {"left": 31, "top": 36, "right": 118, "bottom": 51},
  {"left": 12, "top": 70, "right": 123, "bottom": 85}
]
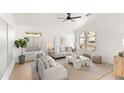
[
  {"left": 60, "top": 47, "right": 65, "bottom": 52},
  {"left": 39, "top": 51, "right": 46, "bottom": 57},
  {"left": 47, "top": 56, "right": 56, "bottom": 67},
  {"left": 40, "top": 57, "right": 50, "bottom": 69},
  {"left": 53, "top": 46, "right": 60, "bottom": 53}
]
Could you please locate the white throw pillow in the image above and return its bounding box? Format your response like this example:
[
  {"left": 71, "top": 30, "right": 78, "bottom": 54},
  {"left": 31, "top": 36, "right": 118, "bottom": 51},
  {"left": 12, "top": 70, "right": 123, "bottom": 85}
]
[
  {"left": 40, "top": 57, "right": 50, "bottom": 69},
  {"left": 60, "top": 47, "right": 65, "bottom": 52},
  {"left": 37, "top": 51, "right": 46, "bottom": 58},
  {"left": 54, "top": 47, "right": 60, "bottom": 53},
  {"left": 39, "top": 51, "right": 46, "bottom": 57},
  {"left": 47, "top": 56, "right": 56, "bottom": 67}
]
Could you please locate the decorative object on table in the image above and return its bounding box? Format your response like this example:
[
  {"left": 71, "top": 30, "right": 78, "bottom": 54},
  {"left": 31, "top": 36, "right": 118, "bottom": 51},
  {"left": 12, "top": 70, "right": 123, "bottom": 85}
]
[
  {"left": 74, "top": 51, "right": 80, "bottom": 59},
  {"left": 83, "top": 53, "right": 91, "bottom": 60},
  {"left": 118, "top": 52, "right": 123, "bottom": 57},
  {"left": 75, "top": 55, "right": 80, "bottom": 59},
  {"left": 14, "top": 38, "right": 29, "bottom": 64},
  {"left": 92, "top": 55, "right": 102, "bottom": 64}
]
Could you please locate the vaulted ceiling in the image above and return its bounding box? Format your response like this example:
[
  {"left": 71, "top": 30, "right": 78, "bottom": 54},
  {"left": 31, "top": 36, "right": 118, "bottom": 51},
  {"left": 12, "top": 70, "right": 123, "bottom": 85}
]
[{"left": 12, "top": 13, "right": 100, "bottom": 32}]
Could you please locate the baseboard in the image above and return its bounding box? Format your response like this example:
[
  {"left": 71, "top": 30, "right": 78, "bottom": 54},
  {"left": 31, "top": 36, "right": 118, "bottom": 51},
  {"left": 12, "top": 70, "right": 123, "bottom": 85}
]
[{"left": 1, "top": 60, "right": 15, "bottom": 80}]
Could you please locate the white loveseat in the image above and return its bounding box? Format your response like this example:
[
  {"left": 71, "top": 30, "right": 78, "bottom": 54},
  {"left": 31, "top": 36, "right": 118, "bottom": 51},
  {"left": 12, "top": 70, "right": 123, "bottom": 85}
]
[
  {"left": 51, "top": 52, "right": 70, "bottom": 59},
  {"left": 50, "top": 46, "right": 72, "bottom": 59},
  {"left": 36, "top": 51, "right": 67, "bottom": 80}
]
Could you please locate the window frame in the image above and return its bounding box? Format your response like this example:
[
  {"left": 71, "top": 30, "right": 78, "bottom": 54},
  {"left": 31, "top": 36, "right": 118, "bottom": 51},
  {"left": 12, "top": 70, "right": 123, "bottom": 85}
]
[{"left": 79, "top": 31, "right": 96, "bottom": 51}]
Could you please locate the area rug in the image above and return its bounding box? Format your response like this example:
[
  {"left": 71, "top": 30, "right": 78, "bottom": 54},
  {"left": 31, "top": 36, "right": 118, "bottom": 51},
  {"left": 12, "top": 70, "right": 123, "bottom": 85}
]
[
  {"left": 31, "top": 58, "right": 113, "bottom": 80},
  {"left": 56, "top": 59, "right": 113, "bottom": 80}
]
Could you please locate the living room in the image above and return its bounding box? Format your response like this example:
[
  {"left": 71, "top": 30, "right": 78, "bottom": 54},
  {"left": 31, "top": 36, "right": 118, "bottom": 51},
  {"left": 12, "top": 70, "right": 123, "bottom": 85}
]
[
  {"left": 1, "top": 1, "right": 124, "bottom": 93},
  {"left": 0, "top": 13, "right": 124, "bottom": 80}
]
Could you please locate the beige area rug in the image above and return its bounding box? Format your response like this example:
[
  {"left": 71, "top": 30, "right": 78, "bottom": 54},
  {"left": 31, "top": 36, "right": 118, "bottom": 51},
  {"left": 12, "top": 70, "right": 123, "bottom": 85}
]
[
  {"left": 55, "top": 59, "right": 113, "bottom": 80},
  {"left": 31, "top": 58, "right": 113, "bottom": 80}
]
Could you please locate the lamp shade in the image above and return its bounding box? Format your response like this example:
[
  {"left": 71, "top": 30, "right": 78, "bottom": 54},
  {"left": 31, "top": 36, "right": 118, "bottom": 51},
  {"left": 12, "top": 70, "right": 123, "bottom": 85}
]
[{"left": 47, "top": 42, "right": 53, "bottom": 49}]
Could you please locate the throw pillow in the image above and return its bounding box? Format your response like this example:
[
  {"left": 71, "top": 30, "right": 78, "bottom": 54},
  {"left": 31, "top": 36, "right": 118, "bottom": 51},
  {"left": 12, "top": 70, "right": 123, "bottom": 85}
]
[
  {"left": 40, "top": 57, "right": 50, "bottom": 69},
  {"left": 47, "top": 56, "right": 56, "bottom": 67},
  {"left": 54, "top": 47, "right": 60, "bottom": 53},
  {"left": 60, "top": 47, "right": 65, "bottom": 52},
  {"left": 37, "top": 51, "right": 47, "bottom": 59},
  {"left": 39, "top": 51, "right": 46, "bottom": 57}
]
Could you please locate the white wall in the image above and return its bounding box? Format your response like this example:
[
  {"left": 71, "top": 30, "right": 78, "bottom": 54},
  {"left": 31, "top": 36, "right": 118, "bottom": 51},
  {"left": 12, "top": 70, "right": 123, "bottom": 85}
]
[
  {"left": 0, "top": 13, "right": 15, "bottom": 79},
  {"left": 15, "top": 25, "right": 75, "bottom": 62},
  {"left": 0, "top": 13, "right": 15, "bottom": 27},
  {"left": 75, "top": 13, "right": 124, "bottom": 64}
]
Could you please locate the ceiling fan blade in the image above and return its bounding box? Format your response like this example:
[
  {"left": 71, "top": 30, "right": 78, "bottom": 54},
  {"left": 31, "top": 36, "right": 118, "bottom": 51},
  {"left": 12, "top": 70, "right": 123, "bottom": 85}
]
[
  {"left": 62, "top": 19, "right": 67, "bottom": 22},
  {"left": 71, "top": 16, "right": 81, "bottom": 19},
  {"left": 57, "top": 17, "right": 66, "bottom": 19}
]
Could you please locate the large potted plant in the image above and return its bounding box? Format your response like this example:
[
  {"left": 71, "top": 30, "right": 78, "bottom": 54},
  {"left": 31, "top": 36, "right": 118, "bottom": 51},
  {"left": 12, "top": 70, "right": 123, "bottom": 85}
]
[{"left": 14, "top": 38, "right": 29, "bottom": 64}]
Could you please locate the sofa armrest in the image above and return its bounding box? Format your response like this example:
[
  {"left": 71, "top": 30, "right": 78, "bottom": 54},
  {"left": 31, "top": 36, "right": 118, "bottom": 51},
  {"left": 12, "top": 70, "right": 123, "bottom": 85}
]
[
  {"left": 43, "top": 64, "right": 67, "bottom": 80},
  {"left": 37, "top": 60, "right": 46, "bottom": 79}
]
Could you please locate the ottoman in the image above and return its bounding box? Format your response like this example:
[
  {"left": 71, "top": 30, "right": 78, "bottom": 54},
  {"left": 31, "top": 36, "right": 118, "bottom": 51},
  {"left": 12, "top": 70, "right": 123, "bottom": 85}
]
[{"left": 92, "top": 55, "right": 102, "bottom": 64}]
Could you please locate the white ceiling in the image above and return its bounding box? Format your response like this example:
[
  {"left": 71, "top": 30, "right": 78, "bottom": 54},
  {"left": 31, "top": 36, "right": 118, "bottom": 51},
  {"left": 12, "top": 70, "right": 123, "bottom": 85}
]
[{"left": 12, "top": 13, "right": 99, "bottom": 32}]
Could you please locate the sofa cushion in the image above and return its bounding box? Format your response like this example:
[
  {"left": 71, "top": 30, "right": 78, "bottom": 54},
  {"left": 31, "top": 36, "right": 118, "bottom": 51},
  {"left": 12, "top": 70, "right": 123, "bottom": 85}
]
[
  {"left": 63, "top": 52, "right": 70, "bottom": 56},
  {"left": 53, "top": 52, "right": 64, "bottom": 58}
]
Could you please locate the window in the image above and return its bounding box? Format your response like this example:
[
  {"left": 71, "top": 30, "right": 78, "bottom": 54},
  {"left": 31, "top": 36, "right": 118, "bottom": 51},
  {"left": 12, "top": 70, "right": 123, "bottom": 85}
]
[
  {"left": 25, "top": 32, "right": 42, "bottom": 52},
  {"left": 80, "top": 31, "right": 96, "bottom": 51},
  {"left": 79, "top": 32, "right": 87, "bottom": 49}
]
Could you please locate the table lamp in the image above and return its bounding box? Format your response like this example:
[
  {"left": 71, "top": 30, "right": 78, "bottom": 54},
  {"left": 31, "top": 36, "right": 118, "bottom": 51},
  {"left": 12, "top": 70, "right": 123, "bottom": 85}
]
[{"left": 47, "top": 42, "right": 53, "bottom": 55}]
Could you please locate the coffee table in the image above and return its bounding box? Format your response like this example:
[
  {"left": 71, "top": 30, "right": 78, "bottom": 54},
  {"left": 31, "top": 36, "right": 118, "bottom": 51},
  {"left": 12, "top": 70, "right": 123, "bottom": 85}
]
[{"left": 66, "top": 56, "right": 90, "bottom": 69}]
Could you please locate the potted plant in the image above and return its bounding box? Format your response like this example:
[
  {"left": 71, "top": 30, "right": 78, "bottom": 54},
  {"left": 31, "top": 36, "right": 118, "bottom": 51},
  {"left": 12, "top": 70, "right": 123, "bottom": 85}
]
[{"left": 14, "top": 38, "right": 29, "bottom": 64}]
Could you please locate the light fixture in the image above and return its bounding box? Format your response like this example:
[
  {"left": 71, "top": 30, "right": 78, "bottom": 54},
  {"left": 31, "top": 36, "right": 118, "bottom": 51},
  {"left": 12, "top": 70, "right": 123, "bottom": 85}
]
[{"left": 25, "top": 32, "right": 41, "bottom": 37}]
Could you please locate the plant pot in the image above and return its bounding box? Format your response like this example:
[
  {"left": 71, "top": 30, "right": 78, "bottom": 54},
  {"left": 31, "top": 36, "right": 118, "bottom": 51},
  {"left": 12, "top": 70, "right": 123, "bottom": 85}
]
[{"left": 19, "top": 55, "right": 25, "bottom": 64}]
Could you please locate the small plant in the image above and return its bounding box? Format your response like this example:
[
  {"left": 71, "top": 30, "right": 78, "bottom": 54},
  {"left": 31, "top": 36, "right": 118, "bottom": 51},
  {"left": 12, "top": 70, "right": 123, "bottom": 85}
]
[{"left": 14, "top": 38, "right": 29, "bottom": 64}]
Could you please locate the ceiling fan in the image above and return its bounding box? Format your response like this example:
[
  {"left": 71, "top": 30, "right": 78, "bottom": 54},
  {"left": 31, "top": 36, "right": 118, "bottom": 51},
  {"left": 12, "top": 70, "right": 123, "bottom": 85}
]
[
  {"left": 57, "top": 13, "right": 91, "bottom": 22},
  {"left": 57, "top": 13, "right": 82, "bottom": 22}
]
